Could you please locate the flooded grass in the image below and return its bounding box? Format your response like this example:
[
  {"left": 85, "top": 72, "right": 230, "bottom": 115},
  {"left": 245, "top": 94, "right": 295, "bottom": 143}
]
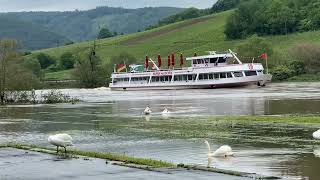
[
  {"left": 0, "top": 143, "right": 175, "bottom": 168},
  {"left": 209, "top": 115, "right": 320, "bottom": 124}
]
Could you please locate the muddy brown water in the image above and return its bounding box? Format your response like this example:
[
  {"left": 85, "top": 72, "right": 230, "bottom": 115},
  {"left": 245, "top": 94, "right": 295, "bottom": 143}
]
[{"left": 1, "top": 82, "right": 320, "bottom": 180}]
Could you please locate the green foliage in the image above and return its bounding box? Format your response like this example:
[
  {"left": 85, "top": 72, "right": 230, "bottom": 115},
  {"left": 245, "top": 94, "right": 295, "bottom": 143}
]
[
  {"left": 236, "top": 35, "right": 273, "bottom": 62},
  {"left": 73, "top": 46, "right": 107, "bottom": 88},
  {"left": 23, "top": 58, "right": 42, "bottom": 78},
  {"left": 290, "top": 43, "right": 320, "bottom": 74},
  {"left": 36, "top": 53, "right": 56, "bottom": 69},
  {"left": 288, "top": 61, "right": 305, "bottom": 76},
  {"left": 271, "top": 65, "right": 294, "bottom": 81},
  {"left": 225, "top": 0, "right": 320, "bottom": 39},
  {"left": 97, "top": 28, "right": 114, "bottom": 39},
  {"left": 211, "top": 0, "right": 242, "bottom": 13},
  {"left": 0, "top": 39, "right": 40, "bottom": 104},
  {"left": 146, "top": 8, "right": 209, "bottom": 30},
  {"left": 60, "top": 52, "right": 75, "bottom": 69}
]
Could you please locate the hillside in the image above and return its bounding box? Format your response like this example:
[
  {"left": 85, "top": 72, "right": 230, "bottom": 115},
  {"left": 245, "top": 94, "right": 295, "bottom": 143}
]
[
  {"left": 3, "top": 7, "right": 184, "bottom": 43},
  {"left": 35, "top": 10, "right": 320, "bottom": 80},
  {"left": 0, "top": 16, "right": 70, "bottom": 50}
]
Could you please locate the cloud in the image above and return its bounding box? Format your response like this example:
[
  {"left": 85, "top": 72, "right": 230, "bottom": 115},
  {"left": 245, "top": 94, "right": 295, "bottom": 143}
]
[{"left": 0, "top": 0, "right": 216, "bottom": 12}]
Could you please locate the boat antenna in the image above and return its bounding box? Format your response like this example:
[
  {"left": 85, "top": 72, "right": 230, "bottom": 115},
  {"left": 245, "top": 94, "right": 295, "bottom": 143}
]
[{"left": 229, "top": 49, "right": 242, "bottom": 64}]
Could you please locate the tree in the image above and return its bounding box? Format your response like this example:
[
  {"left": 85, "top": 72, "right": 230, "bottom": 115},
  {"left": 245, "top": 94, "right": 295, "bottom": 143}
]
[
  {"left": 0, "top": 39, "right": 40, "bottom": 104},
  {"left": 60, "top": 52, "right": 75, "bottom": 69},
  {"left": 36, "top": 53, "right": 56, "bottom": 69},
  {"left": 24, "top": 58, "right": 42, "bottom": 78},
  {"left": 72, "top": 42, "right": 106, "bottom": 88},
  {"left": 97, "top": 28, "right": 113, "bottom": 39},
  {"left": 0, "top": 39, "right": 19, "bottom": 104}
]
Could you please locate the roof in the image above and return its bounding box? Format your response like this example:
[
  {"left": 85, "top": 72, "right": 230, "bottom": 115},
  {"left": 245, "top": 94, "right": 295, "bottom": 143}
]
[{"left": 186, "top": 53, "right": 233, "bottom": 61}]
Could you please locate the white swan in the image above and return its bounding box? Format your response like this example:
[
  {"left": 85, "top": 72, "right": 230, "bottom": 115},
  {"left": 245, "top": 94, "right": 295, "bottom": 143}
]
[
  {"left": 48, "top": 133, "right": 73, "bottom": 154},
  {"left": 313, "top": 129, "right": 320, "bottom": 139},
  {"left": 204, "top": 140, "right": 234, "bottom": 157},
  {"left": 162, "top": 107, "right": 170, "bottom": 114},
  {"left": 144, "top": 106, "right": 152, "bottom": 115}
]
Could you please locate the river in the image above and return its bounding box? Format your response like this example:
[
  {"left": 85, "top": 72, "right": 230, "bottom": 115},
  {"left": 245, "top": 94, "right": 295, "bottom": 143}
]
[{"left": 1, "top": 82, "right": 320, "bottom": 179}]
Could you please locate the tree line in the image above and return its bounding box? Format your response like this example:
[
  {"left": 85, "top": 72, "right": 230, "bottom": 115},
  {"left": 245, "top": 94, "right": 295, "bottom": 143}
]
[{"left": 225, "top": 0, "right": 320, "bottom": 39}]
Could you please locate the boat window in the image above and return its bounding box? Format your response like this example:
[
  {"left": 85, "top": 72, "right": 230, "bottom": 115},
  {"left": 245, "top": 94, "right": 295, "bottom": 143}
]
[
  {"left": 203, "top": 74, "right": 208, "bottom": 80},
  {"left": 210, "top": 58, "right": 217, "bottom": 63},
  {"left": 233, "top": 72, "right": 243, "bottom": 77},
  {"left": 199, "top": 74, "right": 203, "bottom": 80},
  {"left": 183, "top": 75, "right": 188, "bottom": 81},
  {"left": 220, "top": 73, "right": 226, "bottom": 79},
  {"left": 193, "top": 59, "right": 197, "bottom": 64},
  {"left": 188, "top": 75, "right": 193, "bottom": 81},
  {"left": 204, "top": 59, "right": 209, "bottom": 64},
  {"left": 209, "top": 74, "right": 214, "bottom": 79},
  {"left": 218, "top": 57, "right": 227, "bottom": 63},
  {"left": 197, "top": 59, "right": 204, "bottom": 64},
  {"left": 245, "top": 71, "right": 257, "bottom": 76},
  {"left": 152, "top": 76, "right": 160, "bottom": 82},
  {"left": 227, "top": 72, "right": 232, "bottom": 78},
  {"left": 214, "top": 73, "right": 219, "bottom": 79}
]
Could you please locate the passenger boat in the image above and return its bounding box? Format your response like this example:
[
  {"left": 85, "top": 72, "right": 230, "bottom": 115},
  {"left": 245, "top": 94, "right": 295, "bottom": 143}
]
[{"left": 109, "top": 50, "right": 272, "bottom": 90}]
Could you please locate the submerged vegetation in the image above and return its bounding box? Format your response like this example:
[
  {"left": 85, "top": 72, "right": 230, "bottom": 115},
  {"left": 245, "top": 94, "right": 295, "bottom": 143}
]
[
  {"left": 3, "top": 89, "right": 80, "bottom": 104},
  {"left": 0, "top": 144, "right": 174, "bottom": 168}
]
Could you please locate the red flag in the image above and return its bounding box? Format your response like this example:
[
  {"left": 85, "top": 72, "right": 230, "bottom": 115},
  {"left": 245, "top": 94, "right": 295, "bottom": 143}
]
[
  {"left": 167, "top": 54, "right": 171, "bottom": 68},
  {"left": 180, "top": 53, "right": 184, "bottom": 66},
  {"left": 117, "top": 63, "right": 126, "bottom": 73},
  {"left": 145, "top": 55, "right": 149, "bottom": 69},
  {"left": 171, "top": 53, "right": 175, "bottom": 66},
  {"left": 157, "top": 54, "right": 161, "bottom": 68},
  {"left": 261, "top": 53, "right": 267, "bottom": 60}
]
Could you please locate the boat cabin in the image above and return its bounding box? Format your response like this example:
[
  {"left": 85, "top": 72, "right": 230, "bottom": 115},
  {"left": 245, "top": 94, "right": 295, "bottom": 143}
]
[{"left": 186, "top": 52, "right": 237, "bottom": 68}]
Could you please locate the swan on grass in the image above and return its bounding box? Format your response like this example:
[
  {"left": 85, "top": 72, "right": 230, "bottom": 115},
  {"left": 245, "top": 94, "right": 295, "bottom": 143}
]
[
  {"left": 48, "top": 133, "right": 73, "bottom": 154},
  {"left": 144, "top": 106, "right": 152, "bottom": 115},
  {"left": 204, "top": 140, "right": 234, "bottom": 157},
  {"left": 313, "top": 129, "right": 320, "bottom": 139}
]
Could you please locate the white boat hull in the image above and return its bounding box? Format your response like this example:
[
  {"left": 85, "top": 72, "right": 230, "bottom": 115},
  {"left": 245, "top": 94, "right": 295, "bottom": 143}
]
[{"left": 110, "top": 74, "right": 272, "bottom": 91}]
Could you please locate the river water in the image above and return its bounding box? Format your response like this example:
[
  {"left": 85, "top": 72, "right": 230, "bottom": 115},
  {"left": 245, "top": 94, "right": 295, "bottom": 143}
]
[{"left": 1, "top": 82, "right": 320, "bottom": 179}]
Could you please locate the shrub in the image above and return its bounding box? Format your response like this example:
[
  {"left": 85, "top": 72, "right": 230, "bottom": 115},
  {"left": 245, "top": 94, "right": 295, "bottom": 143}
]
[
  {"left": 36, "top": 53, "right": 56, "bottom": 69},
  {"left": 60, "top": 52, "right": 75, "bottom": 69},
  {"left": 288, "top": 61, "right": 305, "bottom": 76},
  {"left": 271, "top": 65, "right": 294, "bottom": 81},
  {"left": 290, "top": 43, "right": 320, "bottom": 74}
]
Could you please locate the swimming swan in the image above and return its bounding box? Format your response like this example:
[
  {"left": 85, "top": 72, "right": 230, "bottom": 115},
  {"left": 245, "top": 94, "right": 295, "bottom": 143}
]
[
  {"left": 144, "top": 106, "right": 152, "bottom": 115},
  {"left": 204, "top": 140, "right": 234, "bottom": 157},
  {"left": 162, "top": 107, "right": 170, "bottom": 114},
  {"left": 48, "top": 133, "right": 73, "bottom": 154},
  {"left": 313, "top": 129, "right": 320, "bottom": 139}
]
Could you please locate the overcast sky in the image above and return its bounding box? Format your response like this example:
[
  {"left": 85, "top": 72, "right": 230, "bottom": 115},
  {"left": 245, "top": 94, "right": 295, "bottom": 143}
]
[{"left": 0, "top": 0, "right": 217, "bottom": 12}]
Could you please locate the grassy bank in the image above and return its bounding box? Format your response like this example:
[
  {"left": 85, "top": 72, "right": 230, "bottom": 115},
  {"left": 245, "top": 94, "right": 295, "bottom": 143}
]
[{"left": 0, "top": 144, "right": 174, "bottom": 168}]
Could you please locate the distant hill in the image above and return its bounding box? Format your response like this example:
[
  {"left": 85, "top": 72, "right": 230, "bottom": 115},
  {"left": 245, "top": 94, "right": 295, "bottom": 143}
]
[
  {"left": 0, "top": 16, "right": 70, "bottom": 50},
  {"left": 3, "top": 7, "right": 184, "bottom": 43}
]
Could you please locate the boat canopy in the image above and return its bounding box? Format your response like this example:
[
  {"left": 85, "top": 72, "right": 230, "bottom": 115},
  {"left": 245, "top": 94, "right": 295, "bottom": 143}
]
[{"left": 186, "top": 53, "right": 233, "bottom": 61}]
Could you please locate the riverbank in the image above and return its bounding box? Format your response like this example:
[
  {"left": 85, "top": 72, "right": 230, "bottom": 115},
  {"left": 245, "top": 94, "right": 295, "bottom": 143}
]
[{"left": 0, "top": 145, "right": 279, "bottom": 179}]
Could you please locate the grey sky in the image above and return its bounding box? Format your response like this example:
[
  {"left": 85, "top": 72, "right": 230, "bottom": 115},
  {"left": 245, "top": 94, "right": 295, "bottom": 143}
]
[{"left": 0, "top": 0, "right": 217, "bottom": 12}]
